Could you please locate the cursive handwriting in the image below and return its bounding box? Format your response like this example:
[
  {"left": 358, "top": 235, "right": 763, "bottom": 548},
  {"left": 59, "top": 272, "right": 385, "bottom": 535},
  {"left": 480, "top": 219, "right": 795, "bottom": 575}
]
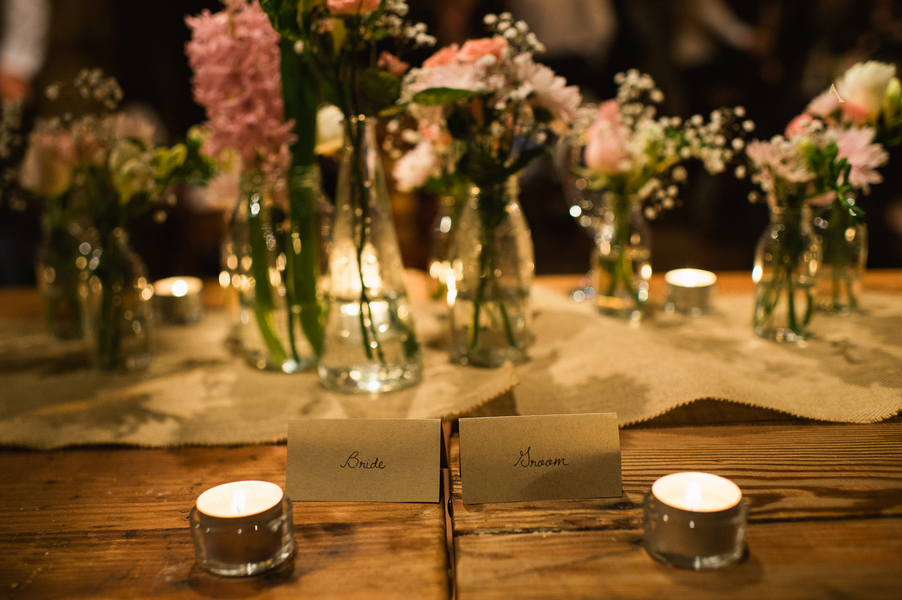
[
  {"left": 513, "top": 446, "right": 570, "bottom": 468},
  {"left": 340, "top": 451, "right": 386, "bottom": 470}
]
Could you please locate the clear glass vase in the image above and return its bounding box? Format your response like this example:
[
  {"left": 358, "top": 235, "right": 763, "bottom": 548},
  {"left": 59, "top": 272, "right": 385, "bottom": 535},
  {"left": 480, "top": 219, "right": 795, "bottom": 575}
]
[
  {"left": 81, "top": 227, "right": 153, "bottom": 371},
  {"left": 231, "top": 170, "right": 321, "bottom": 373},
  {"left": 448, "top": 176, "right": 534, "bottom": 368},
  {"left": 318, "top": 117, "right": 422, "bottom": 394},
  {"left": 36, "top": 216, "right": 87, "bottom": 339},
  {"left": 592, "top": 193, "right": 651, "bottom": 321},
  {"left": 813, "top": 202, "right": 867, "bottom": 314},
  {"left": 753, "top": 205, "right": 820, "bottom": 343}
]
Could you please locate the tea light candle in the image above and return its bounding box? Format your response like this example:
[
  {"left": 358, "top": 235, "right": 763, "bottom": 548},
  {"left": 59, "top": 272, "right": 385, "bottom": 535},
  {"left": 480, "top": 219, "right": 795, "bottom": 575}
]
[
  {"left": 154, "top": 276, "right": 204, "bottom": 324},
  {"left": 189, "top": 481, "right": 294, "bottom": 576},
  {"left": 643, "top": 472, "right": 748, "bottom": 570},
  {"left": 664, "top": 269, "right": 717, "bottom": 316}
]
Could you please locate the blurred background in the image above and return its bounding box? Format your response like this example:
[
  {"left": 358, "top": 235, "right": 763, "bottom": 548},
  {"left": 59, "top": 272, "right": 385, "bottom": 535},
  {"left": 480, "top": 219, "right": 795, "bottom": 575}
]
[{"left": 2, "top": 0, "right": 902, "bottom": 286}]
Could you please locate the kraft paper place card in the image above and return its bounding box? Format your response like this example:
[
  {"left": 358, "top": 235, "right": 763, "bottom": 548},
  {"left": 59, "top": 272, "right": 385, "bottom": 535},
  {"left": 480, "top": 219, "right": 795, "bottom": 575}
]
[
  {"left": 459, "top": 413, "right": 621, "bottom": 504},
  {"left": 286, "top": 419, "right": 441, "bottom": 503}
]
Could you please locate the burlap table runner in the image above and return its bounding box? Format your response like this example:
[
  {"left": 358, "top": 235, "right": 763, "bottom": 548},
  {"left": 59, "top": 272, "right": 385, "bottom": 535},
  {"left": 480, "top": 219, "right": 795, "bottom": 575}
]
[
  {"left": 1, "top": 286, "right": 899, "bottom": 449},
  {"left": 516, "top": 287, "right": 902, "bottom": 425},
  {"left": 0, "top": 305, "right": 515, "bottom": 449}
]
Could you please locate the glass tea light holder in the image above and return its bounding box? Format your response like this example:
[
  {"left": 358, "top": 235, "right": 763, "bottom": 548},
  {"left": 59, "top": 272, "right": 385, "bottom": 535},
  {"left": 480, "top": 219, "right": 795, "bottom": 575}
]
[
  {"left": 644, "top": 472, "right": 748, "bottom": 570},
  {"left": 154, "top": 276, "right": 204, "bottom": 324},
  {"left": 663, "top": 269, "right": 717, "bottom": 316},
  {"left": 189, "top": 481, "right": 295, "bottom": 577}
]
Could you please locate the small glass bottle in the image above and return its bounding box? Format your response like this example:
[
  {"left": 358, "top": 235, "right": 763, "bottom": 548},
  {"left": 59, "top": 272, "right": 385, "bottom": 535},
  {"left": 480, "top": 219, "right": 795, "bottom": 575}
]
[
  {"left": 753, "top": 205, "right": 820, "bottom": 342},
  {"left": 448, "top": 176, "right": 534, "bottom": 367},
  {"left": 592, "top": 193, "right": 652, "bottom": 321},
  {"left": 81, "top": 227, "right": 153, "bottom": 371}
]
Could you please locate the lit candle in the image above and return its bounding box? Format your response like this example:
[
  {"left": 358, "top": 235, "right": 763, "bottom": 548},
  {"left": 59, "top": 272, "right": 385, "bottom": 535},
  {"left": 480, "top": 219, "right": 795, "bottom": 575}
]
[
  {"left": 189, "top": 481, "right": 294, "bottom": 576},
  {"left": 643, "top": 472, "right": 748, "bottom": 570},
  {"left": 153, "top": 276, "right": 204, "bottom": 324},
  {"left": 664, "top": 269, "right": 717, "bottom": 316}
]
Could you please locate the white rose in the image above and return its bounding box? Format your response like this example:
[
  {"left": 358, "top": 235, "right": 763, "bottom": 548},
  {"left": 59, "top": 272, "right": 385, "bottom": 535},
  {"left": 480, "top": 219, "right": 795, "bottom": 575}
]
[{"left": 837, "top": 61, "right": 897, "bottom": 121}]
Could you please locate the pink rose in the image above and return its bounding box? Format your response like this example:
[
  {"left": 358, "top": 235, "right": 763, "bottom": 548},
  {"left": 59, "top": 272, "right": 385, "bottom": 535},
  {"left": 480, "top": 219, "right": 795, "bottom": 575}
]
[
  {"left": 784, "top": 113, "right": 813, "bottom": 138},
  {"left": 584, "top": 101, "right": 629, "bottom": 175},
  {"left": 457, "top": 37, "right": 507, "bottom": 63},
  {"left": 326, "top": 0, "right": 381, "bottom": 15},
  {"left": 423, "top": 44, "right": 459, "bottom": 69},
  {"left": 377, "top": 51, "right": 409, "bottom": 77}
]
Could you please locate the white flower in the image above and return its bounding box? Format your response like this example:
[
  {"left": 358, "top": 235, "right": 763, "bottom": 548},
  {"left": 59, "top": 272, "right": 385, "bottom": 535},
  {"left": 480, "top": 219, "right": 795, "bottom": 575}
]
[
  {"left": 837, "top": 61, "right": 897, "bottom": 121},
  {"left": 315, "top": 104, "right": 344, "bottom": 156},
  {"left": 516, "top": 58, "right": 581, "bottom": 124},
  {"left": 392, "top": 140, "right": 440, "bottom": 192}
]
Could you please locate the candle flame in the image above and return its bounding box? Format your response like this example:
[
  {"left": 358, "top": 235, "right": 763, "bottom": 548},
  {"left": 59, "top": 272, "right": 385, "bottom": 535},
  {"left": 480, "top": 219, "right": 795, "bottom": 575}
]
[
  {"left": 685, "top": 480, "right": 702, "bottom": 511},
  {"left": 231, "top": 489, "right": 247, "bottom": 515},
  {"left": 172, "top": 279, "right": 189, "bottom": 298}
]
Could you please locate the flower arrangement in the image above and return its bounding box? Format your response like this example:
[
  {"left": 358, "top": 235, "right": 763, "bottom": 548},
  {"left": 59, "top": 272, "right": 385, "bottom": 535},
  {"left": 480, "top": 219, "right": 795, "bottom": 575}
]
[
  {"left": 747, "top": 60, "right": 898, "bottom": 317},
  {"left": 398, "top": 13, "right": 580, "bottom": 188},
  {"left": 19, "top": 69, "right": 192, "bottom": 368},
  {"left": 576, "top": 70, "right": 749, "bottom": 317},
  {"left": 395, "top": 13, "right": 580, "bottom": 364},
  {"left": 258, "top": 0, "right": 434, "bottom": 391},
  {"left": 20, "top": 69, "right": 188, "bottom": 237}
]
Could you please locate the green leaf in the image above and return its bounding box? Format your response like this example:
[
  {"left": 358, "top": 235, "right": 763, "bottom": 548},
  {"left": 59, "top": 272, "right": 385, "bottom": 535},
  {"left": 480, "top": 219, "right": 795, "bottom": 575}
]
[
  {"left": 259, "top": 0, "right": 303, "bottom": 39},
  {"left": 358, "top": 68, "right": 401, "bottom": 116},
  {"left": 412, "top": 88, "right": 481, "bottom": 106}
]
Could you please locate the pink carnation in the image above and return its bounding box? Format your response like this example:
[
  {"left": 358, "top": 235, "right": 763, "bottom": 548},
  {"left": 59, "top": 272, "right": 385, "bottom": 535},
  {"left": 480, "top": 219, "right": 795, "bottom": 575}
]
[
  {"left": 378, "top": 51, "right": 410, "bottom": 77},
  {"left": 423, "top": 44, "right": 459, "bottom": 69},
  {"left": 835, "top": 127, "right": 888, "bottom": 194},
  {"left": 185, "top": 0, "right": 294, "bottom": 171},
  {"left": 584, "top": 101, "right": 629, "bottom": 175},
  {"left": 326, "top": 0, "right": 381, "bottom": 15},
  {"left": 457, "top": 37, "right": 508, "bottom": 63}
]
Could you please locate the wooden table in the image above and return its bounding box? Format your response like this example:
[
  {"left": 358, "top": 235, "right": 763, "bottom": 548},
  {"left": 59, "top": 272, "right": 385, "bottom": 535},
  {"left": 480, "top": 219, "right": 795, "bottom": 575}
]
[{"left": 1, "top": 271, "right": 901, "bottom": 599}]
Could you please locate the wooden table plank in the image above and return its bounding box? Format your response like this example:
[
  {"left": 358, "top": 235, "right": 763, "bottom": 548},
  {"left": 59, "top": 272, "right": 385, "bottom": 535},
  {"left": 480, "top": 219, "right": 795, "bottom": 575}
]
[
  {"left": 0, "top": 445, "right": 450, "bottom": 599},
  {"left": 450, "top": 423, "right": 902, "bottom": 599},
  {"left": 455, "top": 519, "right": 902, "bottom": 600}
]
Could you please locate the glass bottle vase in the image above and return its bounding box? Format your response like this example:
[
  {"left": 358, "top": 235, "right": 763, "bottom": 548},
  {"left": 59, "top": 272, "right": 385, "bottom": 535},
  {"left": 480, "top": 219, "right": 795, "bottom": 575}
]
[
  {"left": 36, "top": 216, "right": 87, "bottom": 339},
  {"left": 592, "top": 193, "right": 651, "bottom": 321},
  {"left": 81, "top": 228, "right": 153, "bottom": 371},
  {"left": 448, "top": 176, "right": 534, "bottom": 367},
  {"left": 231, "top": 171, "right": 319, "bottom": 373},
  {"left": 813, "top": 202, "right": 867, "bottom": 314},
  {"left": 753, "top": 205, "right": 820, "bottom": 342},
  {"left": 318, "top": 117, "right": 422, "bottom": 393}
]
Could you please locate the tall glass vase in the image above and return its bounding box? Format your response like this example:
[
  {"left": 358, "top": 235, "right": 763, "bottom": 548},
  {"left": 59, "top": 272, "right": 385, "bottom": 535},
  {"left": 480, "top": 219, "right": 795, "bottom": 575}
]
[
  {"left": 814, "top": 202, "right": 867, "bottom": 314},
  {"left": 592, "top": 193, "right": 651, "bottom": 321},
  {"left": 82, "top": 227, "right": 153, "bottom": 371},
  {"left": 448, "top": 176, "right": 534, "bottom": 368},
  {"left": 318, "top": 117, "right": 422, "bottom": 394},
  {"left": 231, "top": 171, "right": 319, "bottom": 373},
  {"left": 753, "top": 205, "right": 820, "bottom": 342},
  {"left": 37, "top": 216, "right": 86, "bottom": 339}
]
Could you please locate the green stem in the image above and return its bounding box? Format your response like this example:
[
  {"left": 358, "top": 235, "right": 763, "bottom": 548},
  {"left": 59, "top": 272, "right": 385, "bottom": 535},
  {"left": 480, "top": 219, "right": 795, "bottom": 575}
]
[
  {"left": 246, "top": 186, "right": 289, "bottom": 366},
  {"left": 469, "top": 181, "right": 517, "bottom": 350},
  {"left": 279, "top": 39, "right": 325, "bottom": 358}
]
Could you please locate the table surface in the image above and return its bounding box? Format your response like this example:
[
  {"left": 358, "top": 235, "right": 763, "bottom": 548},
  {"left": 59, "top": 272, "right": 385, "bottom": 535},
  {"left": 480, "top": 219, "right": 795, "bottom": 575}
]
[{"left": 1, "top": 271, "right": 901, "bottom": 599}]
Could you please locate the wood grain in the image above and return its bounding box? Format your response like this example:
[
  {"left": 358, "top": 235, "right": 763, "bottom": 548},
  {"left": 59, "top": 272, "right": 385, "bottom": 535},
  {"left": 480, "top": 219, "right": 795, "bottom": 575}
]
[
  {"left": 450, "top": 423, "right": 902, "bottom": 599},
  {"left": 455, "top": 519, "right": 902, "bottom": 600},
  {"left": 0, "top": 445, "right": 450, "bottom": 599}
]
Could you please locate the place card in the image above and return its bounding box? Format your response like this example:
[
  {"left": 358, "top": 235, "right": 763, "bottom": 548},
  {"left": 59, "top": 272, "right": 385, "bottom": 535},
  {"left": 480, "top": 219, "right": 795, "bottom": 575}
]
[
  {"left": 286, "top": 419, "right": 441, "bottom": 503},
  {"left": 459, "top": 413, "right": 621, "bottom": 504}
]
